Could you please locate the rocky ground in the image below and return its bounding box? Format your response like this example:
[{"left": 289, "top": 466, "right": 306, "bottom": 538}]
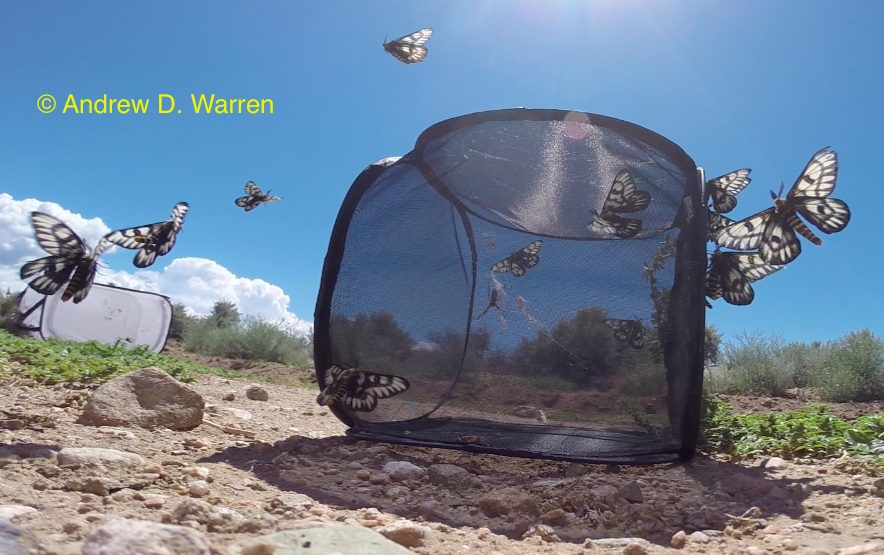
[{"left": 1, "top": 357, "right": 884, "bottom": 555}]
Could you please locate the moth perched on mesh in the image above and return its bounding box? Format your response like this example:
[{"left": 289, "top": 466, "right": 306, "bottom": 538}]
[
  {"left": 316, "top": 365, "right": 410, "bottom": 412},
  {"left": 20, "top": 212, "right": 110, "bottom": 304},
  {"left": 707, "top": 209, "right": 735, "bottom": 244},
  {"left": 705, "top": 248, "right": 784, "bottom": 306},
  {"left": 382, "top": 28, "right": 433, "bottom": 64},
  {"left": 705, "top": 169, "right": 751, "bottom": 214},
  {"left": 588, "top": 170, "right": 652, "bottom": 238},
  {"left": 235, "top": 182, "right": 282, "bottom": 212},
  {"left": 104, "top": 202, "right": 189, "bottom": 268},
  {"left": 604, "top": 318, "right": 650, "bottom": 349},
  {"left": 491, "top": 240, "right": 542, "bottom": 277},
  {"left": 713, "top": 148, "right": 850, "bottom": 265}
]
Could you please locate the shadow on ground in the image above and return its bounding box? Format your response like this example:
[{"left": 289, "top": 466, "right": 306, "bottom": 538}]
[{"left": 200, "top": 433, "right": 825, "bottom": 546}]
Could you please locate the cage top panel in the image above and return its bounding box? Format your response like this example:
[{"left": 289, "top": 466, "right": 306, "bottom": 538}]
[{"left": 408, "top": 108, "right": 698, "bottom": 240}]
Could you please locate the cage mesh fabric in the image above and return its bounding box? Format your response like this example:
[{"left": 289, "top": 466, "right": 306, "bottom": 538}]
[
  {"left": 16, "top": 282, "right": 173, "bottom": 353},
  {"left": 315, "top": 109, "right": 706, "bottom": 464}
]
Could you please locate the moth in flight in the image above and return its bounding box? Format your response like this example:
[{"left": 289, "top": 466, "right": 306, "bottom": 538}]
[
  {"left": 714, "top": 148, "right": 850, "bottom": 265},
  {"left": 316, "top": 365, "right": 410, "bottom": 412},
  {"left": 705, "top": 169, "right": 751, "bottom": 214},
  {"left": 604, "top": 318, "right": 650, "bottom": 349},
  {"left": 235, "top": 182, "right": 282, "bottom": 212},
  {"left": 588, "top": 170, "right": 652, "bottom": 239},
  {"left": 104, "top": 202, "right": 189, "bottom": 268},
  {"left": 705, "top": 248, "right": 784, "bottom": 306},
  {"left": 383, "top": 28, "right": 433, "bottom": 64},
  {"left": 20, "top": 212, "right": 110, "bottom": 304},
  {"left": 491, "top": 240, "right": 542, "bottom": 277}
]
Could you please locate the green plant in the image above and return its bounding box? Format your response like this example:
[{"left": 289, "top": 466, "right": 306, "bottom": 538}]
[
  {"left": 813, "top": 329, "right": 884, "bottom": 402},
  {"left": 0, "top": 330, "right": 238, "bottom": 384},
  {"left": 183, "top": 314, "right": 310, "bottom": 367},
  {"left": 699, "top": 392, "right": 884, "bottom": 465}
]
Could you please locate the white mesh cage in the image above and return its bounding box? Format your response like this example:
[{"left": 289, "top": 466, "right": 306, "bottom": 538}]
[{"left": 16, "top": 283, "right": 173, "bottom": 353}]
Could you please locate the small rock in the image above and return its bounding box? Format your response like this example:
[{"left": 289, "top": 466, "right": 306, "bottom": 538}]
[
  {"left": 241, "top": 540, "right": 276, "bottom": 555},
  {"left": 246, "top": 385, "right": 269, "bottom": 401},
  {"left": 688, "top": 531, "right": 710, "bottom": 544},
  {"left": 671, "top": 530, "right": 687, "bottom": 548},
  {"left": 565, "top": 463, "right": 589, "bottom": 477},
  {"left": 219, "top": 407, "right": 253, "bottom": 420},
  {"left": 376, "top": 520, "right": 430, "bottom": 548},
  {"left": 183, "top": 466, "right": 211, "bottom": 480},
  {"left": 356, "top": 469, "right": 371, "bottom": 480},
  {"left": 624, "top": 541, "right": 648, "bottom": 555},
  {"left": 81, "top": 518, "right": 211, "bottom": 554},
  {"left": 837, "top": 544, "right": 883, "bottom": 555},
  {"left": 747, "top": 547, "right": 768, "bottom": 555},
  {"left": 797, "top": 549, "right": 831, "bottom": 555},
  {"left": 57, "top": 447, "right": 145, "bottom": 473},
  {"left": 619, "top": 480, "right": 644, "bottom": 503},
  {"left": 541, "top": 508, "right": 566, "bottom": 524},
  {"left": 143, "top": 496, "right": 166, "bottom": 509},
  {"left": 223, "top": 393, "right": 235, "bottom": 401},
  {"left": 478, "top": 488, "right": 538, "bottom": 517},
  {"left": 428, "top": 464, "right": 470, "bottom": 491},
  {"left": 189, "top": 480, "right": 211, "bottom": 497},
  {"left": 523, "top": 524, "right": 560, "bottom": 543},
  {"left": 382, "top": 461, "right": 425, "bottom": 482}
]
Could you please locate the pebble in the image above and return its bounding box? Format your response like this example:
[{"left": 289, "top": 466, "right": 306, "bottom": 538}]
[
  {"left": 671, "top": 530, "right": 687, "bottom": 548},
  {"left": 246, "top": 385, "right": 269, "bottom": 401},
  {"left": 188, "top": 480, "right": 211, "bottom": 497}
]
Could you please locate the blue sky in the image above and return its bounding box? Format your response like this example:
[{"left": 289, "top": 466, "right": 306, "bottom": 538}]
[{"left": 0, "top": 0, "right": 881, "bottom": 346}]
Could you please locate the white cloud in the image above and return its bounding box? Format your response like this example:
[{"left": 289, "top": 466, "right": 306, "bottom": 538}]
[{"left": 0, "top": 193, "right": 312, "bottom": 335}]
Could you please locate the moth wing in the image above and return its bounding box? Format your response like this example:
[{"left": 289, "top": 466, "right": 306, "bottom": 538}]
[
  {"left": 713, "top": 208, "right": 773, "bottom": 251},
  {"left": 707, "top": 169, "right": 751, "bottom": 213},
  {"left": 133, "top": 246, "right": 159, "bottom": 269},
  {"left": 759, "top": 213, "right": 801, "bottom": 265},
  {"left": 788, "top": 147, "right": 838, "bottom": 199},
  {"left": 604, "top": 170, "right": 650, "bottom": 213},
  {"left": 104, "top": 223, "right": 165, "bottom": 249},
  {"left": 316, "top": 365, "right": 348, "bottom": 406},
  {"left": 793, "top": 198, "right": 850, "bottom": 234},
  {"left": 707, "top": 209, "right": 736, "bottom": 243},
  {"left": 732, "top": 252, "right": 785, "bottom": 283},
  {"left": 30, "top": 212, "right": 88, "bottom": 256}
]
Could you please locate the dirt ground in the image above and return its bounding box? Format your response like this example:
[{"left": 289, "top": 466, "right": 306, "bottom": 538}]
[{"left": 1, "top": 353, "right": 883, "bottom": 555}]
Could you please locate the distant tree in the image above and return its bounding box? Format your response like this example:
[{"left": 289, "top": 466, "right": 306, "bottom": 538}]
[
  {"left": 168, "top": 303, "right": 196, "bottom": 341},
  {"left": 511, "top": 306, "right": 618, "bottom": 386},
  {"left": 207, "top": 300, "right": 241, "bottom": 329},
  {"left": 705, "top": 324, "right": 723, "bottom": 366},
  {"left": 0, "top": 288, "right": 26, "bottom": 336}
]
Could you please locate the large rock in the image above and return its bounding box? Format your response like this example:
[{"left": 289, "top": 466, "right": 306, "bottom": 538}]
[
  {"left": 78, "top": 367, "right": 204, "bottom": 430},
  {"left": 0, "top": 518, "right": 41, "bottom": 555},
  {"left": 57, "top": 447, "right": 145, "bottom": 472},
  {"left": 82, "top": 518, "right": 212, "bottom": 555},
  {"left": 227, "top": 525, "right": 415, "bottom": 555}
]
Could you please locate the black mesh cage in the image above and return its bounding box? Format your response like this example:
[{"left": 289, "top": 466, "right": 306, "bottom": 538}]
[{"left": 315, "top": 109, "right": 707, "bottom": 464}]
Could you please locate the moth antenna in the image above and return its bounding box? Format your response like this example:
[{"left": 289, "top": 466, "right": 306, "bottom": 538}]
[
  {"left": 769, "top": 190, "right": 778, "bottom": 200},
  {"left": 778, "top": 181, "right": 785, "bottom": 197},
  {"left": 383, "top": 34, "right": 387, "bottom": 44}
]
